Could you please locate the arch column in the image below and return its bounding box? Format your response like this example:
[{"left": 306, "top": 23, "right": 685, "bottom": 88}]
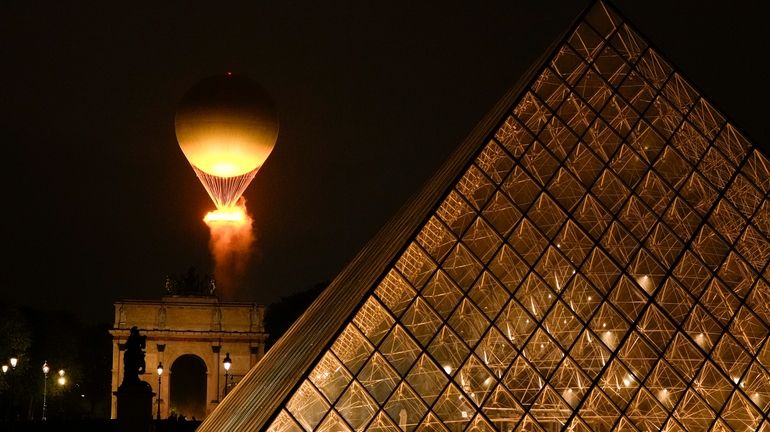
[{"left": 210, "top": 345, "right": 221, "bottom": 407}]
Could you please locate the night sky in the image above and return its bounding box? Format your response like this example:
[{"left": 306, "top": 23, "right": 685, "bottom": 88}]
[{"left": 2, "top": 1, "right": 768, "bottom": 325}]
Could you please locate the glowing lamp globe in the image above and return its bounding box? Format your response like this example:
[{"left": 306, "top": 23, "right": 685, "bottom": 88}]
[{"left": 176, "top": 74, "right": 279, "bottom": 208}]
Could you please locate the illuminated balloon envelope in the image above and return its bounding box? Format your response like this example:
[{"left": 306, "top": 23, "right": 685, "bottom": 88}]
[{"left": 175, "top": 74, "right": 279, "bottom": 208}]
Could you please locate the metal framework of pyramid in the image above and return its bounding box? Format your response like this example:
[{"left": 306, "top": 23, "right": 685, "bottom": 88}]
[{"left": 200, "top": 2, "right": 770, "bottom": 431}]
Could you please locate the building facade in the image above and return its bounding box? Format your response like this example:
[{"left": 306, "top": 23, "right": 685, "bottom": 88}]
[
  {"left": 201, "top": 1, "right": 770, "bottom": 431},
  {"left": 109, "top": 295, "right": 268, "bottom": 420}
]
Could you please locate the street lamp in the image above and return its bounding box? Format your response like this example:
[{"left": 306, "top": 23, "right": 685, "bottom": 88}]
[
  {"left": 6, "top": 356, "right": 19, "bottom": 421},
  {"left": 156, "top": 362, "right": 164, "bottom": 421},
  {"left": 223, "top": 353, "right": 232, "bottom": 398},
  {"left": 57, "top": 369, "right": 66, "bottom": 386},
  {"left": 42, "top": 361, "right": 50, "bottom": 421}
]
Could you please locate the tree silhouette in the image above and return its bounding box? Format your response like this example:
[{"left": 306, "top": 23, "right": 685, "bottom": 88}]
[{"left": 264, "top": 282, "right": 327, "bottom": 347}]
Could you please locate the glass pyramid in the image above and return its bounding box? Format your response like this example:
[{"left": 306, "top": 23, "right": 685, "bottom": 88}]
[{"left": 200, "top": 2, "right": 770, "bottom": 431}]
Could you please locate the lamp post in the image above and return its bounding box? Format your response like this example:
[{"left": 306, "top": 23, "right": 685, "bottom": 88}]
[
  {"left": 1, "top": 364, "right": 7, "bottom": 374},
  {"left": 156, "top": 362, "right": 164, "bottom": 421},
  {"left": 42, "top": 361, "right": 50, "bottom": 421},
  {"left": 223, "top": 353, "right": 232, "bottom": 398},
  {"left": 7, "top": 356, "right": 18, "bottom": 421}
]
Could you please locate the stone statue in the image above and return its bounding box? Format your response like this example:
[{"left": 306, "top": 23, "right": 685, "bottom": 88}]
[
  {"left": 123, "top": 326, "right": 147, "bottom": 383},
  {"left": 165, "top": 268, "right": 217, "bottom": 297},
  {"left": 164, "top": 275, "right": 176, "bottom": 294},
  {"left": 116, "top": 326, "right": 153, "bottom": 431}
]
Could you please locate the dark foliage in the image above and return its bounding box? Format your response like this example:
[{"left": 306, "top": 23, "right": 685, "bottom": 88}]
[
  {"left": 0, "top": 302, "right": 112, "bottom": 423},
  {"left": 264, "top": 282, "right": 327, "bottom": 347}
]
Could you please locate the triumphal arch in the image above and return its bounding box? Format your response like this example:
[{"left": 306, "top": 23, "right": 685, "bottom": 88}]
[{"left": 109, "top": 276, "right": 268, "bottom": 420}]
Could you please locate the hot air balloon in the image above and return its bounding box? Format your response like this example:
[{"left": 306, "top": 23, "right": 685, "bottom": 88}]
[{"left": 175, "top": 74, "right": 279, "bottom": 209}]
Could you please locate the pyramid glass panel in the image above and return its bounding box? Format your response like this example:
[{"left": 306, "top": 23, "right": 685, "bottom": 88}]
[{"left": 199, "top": 2, "right": 770, "bottom": 431}]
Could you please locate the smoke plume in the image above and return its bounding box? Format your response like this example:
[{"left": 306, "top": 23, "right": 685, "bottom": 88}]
[{"left": 204, "top": 198, "right": 254, "bottom": 299}]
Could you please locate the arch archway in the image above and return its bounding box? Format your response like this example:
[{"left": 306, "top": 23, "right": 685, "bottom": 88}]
[{"left": 170, "top": 354, "right": 208, "bottom": 420}]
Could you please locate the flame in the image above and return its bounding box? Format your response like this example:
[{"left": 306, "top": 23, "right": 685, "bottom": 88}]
[
  {"left": 204, "top": 207, "right": 248, "bottom": 224},
  {"left": 203, "top": 199, "right": 255, "bottom": 299}
]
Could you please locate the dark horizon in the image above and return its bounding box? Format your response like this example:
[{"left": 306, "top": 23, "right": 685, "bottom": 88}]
[{"left": 1, "top": 1, "right": 768, "bottom": 325}]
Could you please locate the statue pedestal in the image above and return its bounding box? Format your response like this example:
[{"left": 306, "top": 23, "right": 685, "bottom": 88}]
[{"left": 115, "top": 380, "right": 154, "bottom": 432}]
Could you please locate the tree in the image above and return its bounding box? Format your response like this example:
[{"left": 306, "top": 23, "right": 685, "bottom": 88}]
[
  {"left": 0, "top": 302, "right": 32, "bottom": 422},
  {"left": 0, "top": 303, "right": 32, "bottom": 357},
  {"left": 264, "top": 282, "right": 327, "bottom": 347},
  {"left": 0, "top": 302, "right": 112, "bottom": 422}
]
